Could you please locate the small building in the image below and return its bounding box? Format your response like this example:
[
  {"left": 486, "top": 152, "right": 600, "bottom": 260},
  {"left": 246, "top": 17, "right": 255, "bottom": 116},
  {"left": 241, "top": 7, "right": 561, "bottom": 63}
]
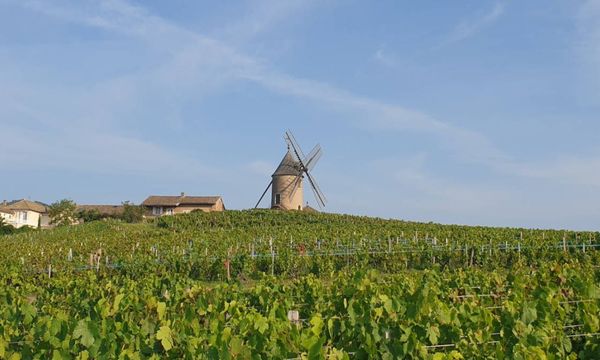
[
  {"left": 302, "top": 204, "right": 319, "bottom": 213},
  {"left": 141, "top": 193, "right": 225, "bottom": 216},
  {"left": 76, "top": 205, "right": 125, "bottom": 218},
  {"left": 0, "top": 207, "right": 14, "bottom": 224},
  {"left": 0, "top": 199, "right": 50, "bottom": 229}
]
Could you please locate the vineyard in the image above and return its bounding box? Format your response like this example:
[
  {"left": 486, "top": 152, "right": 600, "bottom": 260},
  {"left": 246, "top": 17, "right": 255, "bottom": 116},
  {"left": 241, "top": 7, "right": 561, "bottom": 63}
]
[{"left": 0, "top": 210, "right": 599, "bottom": 359}]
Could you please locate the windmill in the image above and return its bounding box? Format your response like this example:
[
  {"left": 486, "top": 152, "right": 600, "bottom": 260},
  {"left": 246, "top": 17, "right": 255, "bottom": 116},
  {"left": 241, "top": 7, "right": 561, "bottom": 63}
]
[{"left": 255, "top": 130, "right": 327, "bottom": 210}]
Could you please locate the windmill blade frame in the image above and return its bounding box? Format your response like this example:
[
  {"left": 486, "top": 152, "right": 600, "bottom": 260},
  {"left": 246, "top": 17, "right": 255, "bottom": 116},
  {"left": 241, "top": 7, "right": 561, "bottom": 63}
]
[
  {"left": 254, "top": 180, "right": 273, "bottom": 208},
  {"left": 304, "top": 146, "right": 322, "bottom": 172},
  {"left": 285, "top": 130, "right": 307, "bottom": 164},
  {"left": 305, "top": 171, "right": 327, "bottom": 208},
  {"left": 285, "top": 130, "right": 327, "bottom": 208},
  {"left": 288, "top": 176, "right": 302, "bottom": 201}
]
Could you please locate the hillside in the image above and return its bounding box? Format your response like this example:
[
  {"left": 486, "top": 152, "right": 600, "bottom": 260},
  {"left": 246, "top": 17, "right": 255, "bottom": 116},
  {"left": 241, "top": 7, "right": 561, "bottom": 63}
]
[
  {"left": 0, "top": 211, "right": 599, "bottom": 358},
  {"left": 1, "top": 210, "right": 597, "bottom": 275}
]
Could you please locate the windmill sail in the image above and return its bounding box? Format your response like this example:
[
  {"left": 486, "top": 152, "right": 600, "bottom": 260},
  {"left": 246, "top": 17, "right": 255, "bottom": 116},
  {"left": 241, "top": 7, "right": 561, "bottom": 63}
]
[
  {"left": 284, "top": 130, "right": 327, "bottom": 209},
  {"left": 254, "top": 131, "right": 326, "bottom": 210}
]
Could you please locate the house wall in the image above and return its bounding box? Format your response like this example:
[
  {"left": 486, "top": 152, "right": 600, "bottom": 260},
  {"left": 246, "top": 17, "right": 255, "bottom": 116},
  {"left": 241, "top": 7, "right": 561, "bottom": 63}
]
[
  {"left": 10, "top": 210, "right": 41, "bottom": 229},
  {"left": 271, "top": 175, "right": 303, "bottom": 210},
  {"left": 174, "top": 205, "right": 214, "bottom": 214},
  {"left": 0, "top": 212, "right": 13, "bottom": 224},
  {"left": 145, "top": 201, "right": 225, "bottom": 217},
  {"left": 146, "top": 206, "right": 176, "bottom": 216},
  {"left": 175, "top": 200, "right": 225, "bottom": 213},
  {"left": 214, "top": 198, "right": 225, "bottom": 211}
]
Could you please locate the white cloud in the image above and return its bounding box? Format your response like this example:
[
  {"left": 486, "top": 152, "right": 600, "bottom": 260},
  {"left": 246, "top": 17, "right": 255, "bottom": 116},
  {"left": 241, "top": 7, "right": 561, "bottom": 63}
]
[
  {"left": 14, "top": 1, "right": 595, "bottom": 183},
  {"left": 8, "top": 0, "right": 600, "bottom": 227},
  {"left": 380, "top": 155, "right": 512, "bottom": 212},
  {"left": 576, "top": 0, "right": 600, "bottom": 94},
  {"left": 373, "top": 48, "right": 398, "bottom": 68},
  {"left": 446, "top": 2, "right": 505, "bottom": 44},
  {"left": 503, "top": 154, "right": 600, "bottom": 188},
  {"left": 217, "top": 0, "right": 318, "bottom": 42},
  {"left": 0, "top": 124, "right": 216, "bottom": 179},
  {"left": 15, "top": 0, "right": 507, "bottom": 168}
]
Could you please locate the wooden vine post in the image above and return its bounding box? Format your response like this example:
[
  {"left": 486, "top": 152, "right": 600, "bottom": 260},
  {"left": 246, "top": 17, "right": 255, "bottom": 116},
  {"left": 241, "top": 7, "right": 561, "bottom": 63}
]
[
  {"left": 89, "top": 249, "right": 102, "bottom": 272},
  {"left": 225, "top": 247, "right": 231, "bottom": 281},
  {"left": 270, "top": 237, "right": 274, "bottom": 276},
  {"left": 346, "top": 244, "right": 350, "bottom": 267},
  {"left": 287, "top": 310, "right": 300, "bottom": 325},
  {"left": 469, "top": 247, "right": 475, "bottom": 267},
  {"left": 432, "top": 237, "right": 437, "bottom": 265}
]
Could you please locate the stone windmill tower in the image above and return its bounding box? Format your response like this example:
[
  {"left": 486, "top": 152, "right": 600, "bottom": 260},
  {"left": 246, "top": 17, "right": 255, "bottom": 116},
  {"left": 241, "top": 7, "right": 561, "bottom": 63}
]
[
  {"left": 271, "top": 148, "right": 304, "bottom": 210},
  {"left": 255, "top": 131, "right": 326, "bottom": 210}
]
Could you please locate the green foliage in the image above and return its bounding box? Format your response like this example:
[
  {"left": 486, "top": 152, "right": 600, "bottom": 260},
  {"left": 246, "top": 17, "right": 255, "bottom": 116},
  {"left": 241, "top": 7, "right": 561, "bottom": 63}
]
[
  {"left": 77, "top": 209, "right": 103, "bottom": 223},
  {"left": 73, "top": 320, "right": 95, "bottom": 348},
  {"left": 120, "top": 201, "right": 144, "bottom": 223},
  {"left": 0, "top": 210, "right": 598, "bottom": 358},
  {"left": 48, "top": 199, "right": 77, "bottom": 227},
  {"left": 0, "top": 216, "right": 14, "bottom": 235},
  {"left": 156, "top": 326, "right": 173, "bottom": 351},
  {"left": 0, "top": 218, "right": 36, "bottom": 236}
]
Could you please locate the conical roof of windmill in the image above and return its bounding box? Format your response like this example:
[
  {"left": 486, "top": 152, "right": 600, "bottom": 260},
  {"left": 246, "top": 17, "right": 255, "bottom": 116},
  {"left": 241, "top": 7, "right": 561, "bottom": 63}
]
[{"left": 272, "top": 150, "right": 302, "bottom": 176}]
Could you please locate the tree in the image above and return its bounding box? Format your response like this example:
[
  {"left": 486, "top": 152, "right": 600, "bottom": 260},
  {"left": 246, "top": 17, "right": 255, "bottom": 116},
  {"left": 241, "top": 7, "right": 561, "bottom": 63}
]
[
  {"left": 48, "top": 199, "right": 77, "bottom": 227},
  {"left": 78, "top": 209, "right": 103, "bottom": 223},
  {"left": 0, "top": 216, "right": 15, "bottom": 235},
  {"left": 120, "top": 201, "right": 144, "bottom": 223}
]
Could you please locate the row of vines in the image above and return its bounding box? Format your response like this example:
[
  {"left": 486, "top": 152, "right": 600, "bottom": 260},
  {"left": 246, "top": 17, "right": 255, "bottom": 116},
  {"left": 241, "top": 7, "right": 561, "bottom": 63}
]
[{"left": 0, "top": 211, "right": 599, "bottom": 358}]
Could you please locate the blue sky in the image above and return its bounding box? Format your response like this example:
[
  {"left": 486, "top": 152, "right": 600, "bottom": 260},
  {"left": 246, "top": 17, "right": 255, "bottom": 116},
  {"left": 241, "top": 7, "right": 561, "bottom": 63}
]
[{"left": 1, "top": 0, "right": 600, "bottom": 230}]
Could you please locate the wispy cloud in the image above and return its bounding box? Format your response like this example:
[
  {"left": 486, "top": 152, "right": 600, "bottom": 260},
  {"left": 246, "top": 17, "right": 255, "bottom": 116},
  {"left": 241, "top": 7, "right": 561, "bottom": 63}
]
[
  {"left": 9, "top": 0, "right": 600, "bottom": 208},
  {"left": 576, "top": 0, "right": 600, "bottom": 95},
  {"left": 445, "top": 2, "right": 506, "bottom": 44},
  {"left": 216, "top": 0, "right": 318, "bottom": 42},
  {"left": 502, "top": 154, "right": 600, "bottom": 188},
  {"left": 373, "top": 47, "right": 398, "bottom": 68},
  {"left": 0, "top": 124, "right": 216, "bottom": 178},
  {"left": 14, "top": 0, "right": 506, "bottom": 168}
]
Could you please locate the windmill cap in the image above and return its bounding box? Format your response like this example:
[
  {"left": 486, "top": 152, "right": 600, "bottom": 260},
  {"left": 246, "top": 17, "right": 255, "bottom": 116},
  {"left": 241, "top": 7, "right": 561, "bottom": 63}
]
[{"left": 273, "top": 150, "right": 302, "bottom": 176}]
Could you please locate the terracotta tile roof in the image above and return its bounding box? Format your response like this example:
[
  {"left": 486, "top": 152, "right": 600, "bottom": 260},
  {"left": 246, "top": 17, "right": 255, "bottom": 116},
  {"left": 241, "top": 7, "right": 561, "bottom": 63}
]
[
  {"left": 76, "top": 205, "right": 125, "bottom": 216},
  {"left": 0, "top": 206, "right": 14, "bottom": 214},
  {"left": 141, "top": 195, "right": 222, "bottom": 207},
  {"left": 6, "top": 199, "right": 48, "bottom": 213},
  {"left": 302, "top": 205, "right": 319, "bottom": 213}
]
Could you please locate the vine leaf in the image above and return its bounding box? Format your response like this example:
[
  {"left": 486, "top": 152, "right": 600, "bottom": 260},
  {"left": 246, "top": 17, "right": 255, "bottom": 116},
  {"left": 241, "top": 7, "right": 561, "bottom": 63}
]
[
  {"left": 73, "top": 320, "right": 95, "bottom": 348},
  {"left": 112, "top": 294, "right": 124, "bottom": 315},
  {"left": 157, "top": 302, "right": 166, "bottom": 321},
  {"left": 521, "top": 305, "right": 537, "bottom": 325},
  {"left": 156, "top": 325, "right": 173, "bottom": 351},
  {"left": 255, "top": 316, "right": 268, "bottom": 334}
]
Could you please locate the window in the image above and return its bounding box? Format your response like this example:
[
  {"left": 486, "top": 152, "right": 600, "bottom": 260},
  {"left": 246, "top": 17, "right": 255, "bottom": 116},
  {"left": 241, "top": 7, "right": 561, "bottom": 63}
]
[
  {"left": 165, "top": 208, "right": 174, "bottom": 215},
  {"left": 22, "top": 212, "right": 28, "bottom": 221},
  {"left": 275, "top": 193, "right": 281, "bottom": 205},
  {"left": 153, "top": 207, "right": 163, "bottom": 216}
]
